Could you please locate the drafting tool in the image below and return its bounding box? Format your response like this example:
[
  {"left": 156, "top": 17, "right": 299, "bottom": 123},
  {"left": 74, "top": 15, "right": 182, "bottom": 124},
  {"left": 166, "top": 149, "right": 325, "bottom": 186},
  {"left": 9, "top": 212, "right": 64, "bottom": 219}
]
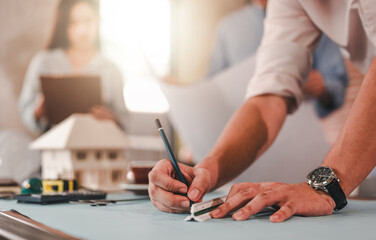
[{"left": 185, "top": 196, "right": 227, "bottom": 222}]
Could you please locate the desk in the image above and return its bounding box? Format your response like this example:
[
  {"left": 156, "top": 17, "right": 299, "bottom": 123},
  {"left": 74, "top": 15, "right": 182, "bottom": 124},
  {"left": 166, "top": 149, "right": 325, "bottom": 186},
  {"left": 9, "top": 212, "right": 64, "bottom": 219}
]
[{"left": 1, "top": 193, "right": 375, "bottom": 240}]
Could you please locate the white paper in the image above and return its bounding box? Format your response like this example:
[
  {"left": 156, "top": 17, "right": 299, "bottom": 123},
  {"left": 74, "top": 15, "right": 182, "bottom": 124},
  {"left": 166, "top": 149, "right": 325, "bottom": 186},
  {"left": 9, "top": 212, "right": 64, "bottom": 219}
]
[
  {"left": 160, "top": 56, "right": 330, "bottom": 184},
  {"left": 160, "top": 56, "right": 255, "bottom": 161}
]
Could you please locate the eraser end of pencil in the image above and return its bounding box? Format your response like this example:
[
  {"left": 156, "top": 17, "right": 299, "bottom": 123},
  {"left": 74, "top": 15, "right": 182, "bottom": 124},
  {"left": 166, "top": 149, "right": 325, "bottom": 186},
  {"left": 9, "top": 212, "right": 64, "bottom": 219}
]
[{"left": 155, "top": 119, "right": 162, "bottom": 129}]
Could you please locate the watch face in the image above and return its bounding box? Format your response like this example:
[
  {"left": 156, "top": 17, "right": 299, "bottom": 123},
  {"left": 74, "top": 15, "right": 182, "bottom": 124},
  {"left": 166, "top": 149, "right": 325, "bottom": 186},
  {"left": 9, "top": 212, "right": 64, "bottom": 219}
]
[{"left": 308, "top": 167, "right": 333, "bottom": 185}]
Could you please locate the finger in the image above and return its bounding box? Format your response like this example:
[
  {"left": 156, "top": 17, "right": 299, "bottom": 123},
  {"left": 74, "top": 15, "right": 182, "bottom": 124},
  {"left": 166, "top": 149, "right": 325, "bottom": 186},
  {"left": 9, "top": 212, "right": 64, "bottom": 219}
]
[
  {"left": 269, "top": 201, "right": 296, "bottom": 223},
  {"left": 90, "top": 105, "right": 101, "bottom": 113},
  {"left": 232, "top": 190, "right": 284, "bottom": 221},
  {"left": 155, "top": 159, "right": 177, "bottom": 175},
  {"left": 148, "top": 183, "right": 191, "bottom": 210},
  {"left": 90, "top": 108, "right": 104, "bottom": 118},
  {"left": 149, "top": 160, "right": 188, "bottom": 193},
  {"left": 187, "top": 168, "right": 211, "bottom": 202},
  {"left": 148, "top": 168, "right": 188, "bottom": 194},
  {"left": 92, "top": 113, "right": 110, "bottom": 120},
  {"left": 211, "top": 187, "right": 258, "bottom": 219},
  {"left": 99, "top": 107, "right": 114, "bottom": 116},
  {"left": 90, "top": 105, "right": 109, "bottom": 114},
  {"left": 227, "top": 182, "right": 258, "bottom": 199},
  {"left": 156, "top": 197, "right": 191, "bottom": 213},
  {"left": 91, "top": 108, "right": 113, "bottom": 119},
  {"left": 176, "top": 162, "right": 194, "bottom": 184},
  {"left": 151, "top": 197, "right": 188, "bottom": 213}
]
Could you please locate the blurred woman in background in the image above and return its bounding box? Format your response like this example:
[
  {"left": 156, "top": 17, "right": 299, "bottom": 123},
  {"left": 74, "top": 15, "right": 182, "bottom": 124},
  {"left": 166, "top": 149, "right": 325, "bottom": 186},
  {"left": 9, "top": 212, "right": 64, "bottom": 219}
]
[{"left": 19, "top": 0, "right": 127, "bottom": 135}]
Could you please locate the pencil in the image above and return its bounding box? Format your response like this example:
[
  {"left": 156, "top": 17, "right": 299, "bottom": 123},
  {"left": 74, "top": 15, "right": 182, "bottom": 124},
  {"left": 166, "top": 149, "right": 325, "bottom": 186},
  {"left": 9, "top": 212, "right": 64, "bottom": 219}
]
[{"left": 155, "top": 119, "right": 193, "bottom": 205}]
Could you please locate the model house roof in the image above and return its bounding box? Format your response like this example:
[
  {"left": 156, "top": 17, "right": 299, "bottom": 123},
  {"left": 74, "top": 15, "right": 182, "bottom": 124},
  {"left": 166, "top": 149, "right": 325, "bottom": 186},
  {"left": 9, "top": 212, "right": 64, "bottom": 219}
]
[{"left": 30, "top": 114, "right": 129, "bottom": 150}]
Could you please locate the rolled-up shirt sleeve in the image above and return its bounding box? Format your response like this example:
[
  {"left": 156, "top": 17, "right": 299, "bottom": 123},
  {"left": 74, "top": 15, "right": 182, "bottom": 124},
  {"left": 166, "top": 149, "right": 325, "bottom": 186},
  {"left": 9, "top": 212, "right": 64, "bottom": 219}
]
[{"left": 245, "top": 0, "right": 322, "bottom": 113}]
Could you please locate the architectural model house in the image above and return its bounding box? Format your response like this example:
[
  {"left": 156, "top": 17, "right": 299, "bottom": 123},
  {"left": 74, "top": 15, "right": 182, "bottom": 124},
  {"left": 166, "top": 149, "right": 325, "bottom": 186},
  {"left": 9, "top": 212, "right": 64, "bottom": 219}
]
[{"left": 30, "top": 114, "right": 129, "bottom": 191}]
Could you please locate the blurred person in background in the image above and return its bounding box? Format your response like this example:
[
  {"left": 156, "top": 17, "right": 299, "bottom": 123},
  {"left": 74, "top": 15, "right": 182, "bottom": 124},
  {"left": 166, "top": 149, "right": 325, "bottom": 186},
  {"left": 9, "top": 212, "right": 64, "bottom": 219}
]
[
  {"left": 207, "top": 0, "right": 347, "bottom": 120},
  {"left": 177, "top": 0, "right": 348, "bottom": 164},
  {"left": 19, "top": 0, "right": 127, "bottom": 135}
]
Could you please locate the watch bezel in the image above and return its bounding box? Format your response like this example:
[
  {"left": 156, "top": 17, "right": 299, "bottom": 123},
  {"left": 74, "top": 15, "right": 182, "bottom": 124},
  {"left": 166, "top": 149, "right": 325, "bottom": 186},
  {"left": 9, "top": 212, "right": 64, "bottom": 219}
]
[{"left": 307, "top": 166, "right": 338, "bottom": 190}]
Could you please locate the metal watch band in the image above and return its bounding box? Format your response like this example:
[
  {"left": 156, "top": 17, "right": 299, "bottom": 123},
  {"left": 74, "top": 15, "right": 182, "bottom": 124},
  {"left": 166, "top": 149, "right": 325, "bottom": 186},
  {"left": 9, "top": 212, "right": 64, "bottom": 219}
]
[{"left": 325, "top": 179, "right": 347, "bottom": 211}]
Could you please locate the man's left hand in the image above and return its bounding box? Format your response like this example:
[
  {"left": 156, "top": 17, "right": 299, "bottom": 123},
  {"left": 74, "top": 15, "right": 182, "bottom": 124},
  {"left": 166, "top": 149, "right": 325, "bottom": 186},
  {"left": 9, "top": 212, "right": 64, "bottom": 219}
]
[{"left": 211, "top": 182, "right": 336, "bottom": 222}]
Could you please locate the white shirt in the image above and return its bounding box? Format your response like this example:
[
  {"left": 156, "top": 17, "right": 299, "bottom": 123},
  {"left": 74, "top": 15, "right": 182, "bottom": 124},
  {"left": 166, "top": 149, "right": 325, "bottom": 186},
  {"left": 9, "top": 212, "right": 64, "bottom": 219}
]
[
  {"left": 246, "top": 0, "right": 376, "bottom": 113},
  {"left": 19, "top": 49, "right": 127, "bottom": 134}
]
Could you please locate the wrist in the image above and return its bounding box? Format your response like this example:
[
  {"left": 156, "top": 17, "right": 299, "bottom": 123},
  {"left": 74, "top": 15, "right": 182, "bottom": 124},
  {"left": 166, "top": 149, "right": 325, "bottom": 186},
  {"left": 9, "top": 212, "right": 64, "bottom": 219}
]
[
  {"left": 307, "top": 166, "right": 347, "bottom": 211},
  {"left": 321, "top": 165, "right": 352, "bottom": 197},
  {"left": 301, "top": 182, "right": 336, "bottom": 210},
  {"left": 195, "top": 157, "right": 218, "bottom": 191}
]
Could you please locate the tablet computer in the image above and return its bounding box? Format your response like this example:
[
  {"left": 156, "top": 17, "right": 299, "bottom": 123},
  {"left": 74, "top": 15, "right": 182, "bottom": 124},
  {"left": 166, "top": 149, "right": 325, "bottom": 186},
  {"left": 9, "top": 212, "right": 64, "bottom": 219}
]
[{"left": 40, "top": 75, "right": 102, "bottom": 125}]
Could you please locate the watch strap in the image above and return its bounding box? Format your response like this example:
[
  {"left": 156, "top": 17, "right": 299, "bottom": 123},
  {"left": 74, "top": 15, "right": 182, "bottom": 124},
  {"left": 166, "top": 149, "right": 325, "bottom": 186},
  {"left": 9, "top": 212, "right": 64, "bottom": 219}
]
[{"left": 325, "top": 179, "right": 347, "bottom": 211}]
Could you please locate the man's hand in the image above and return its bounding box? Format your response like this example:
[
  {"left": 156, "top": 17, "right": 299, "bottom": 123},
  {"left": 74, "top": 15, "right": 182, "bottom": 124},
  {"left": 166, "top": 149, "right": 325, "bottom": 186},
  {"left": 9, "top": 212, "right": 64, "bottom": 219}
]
[
  {"left": 303, "top": 70, "right": 326, "bottom": 98},
  {"left": 211, "top": 182, "right": 335, "bottom": 222},
  {"left": 148, "top": 159, "right": 212, "bottom": 213}
]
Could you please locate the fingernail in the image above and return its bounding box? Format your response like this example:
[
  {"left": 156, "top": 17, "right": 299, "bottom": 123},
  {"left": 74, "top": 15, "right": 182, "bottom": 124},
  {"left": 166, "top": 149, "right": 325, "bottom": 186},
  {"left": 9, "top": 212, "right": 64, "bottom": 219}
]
[
  {"left": 270, "top": 215, "right": 280, "bottom": 222},
  {"left": 181, "top": 200, "right": 190, "bottom": 208},
  {"left": 211, "top": 208, "right": 221, "bottom": 216},
  {"left": 233, "top": 210, "right": 243, "bottom": 220},
  {"left": 179, "top": 187, "right": 187, "bottom": 194},
  {"left": 189, "top": 188, "right": 200, "bottom": 200}
]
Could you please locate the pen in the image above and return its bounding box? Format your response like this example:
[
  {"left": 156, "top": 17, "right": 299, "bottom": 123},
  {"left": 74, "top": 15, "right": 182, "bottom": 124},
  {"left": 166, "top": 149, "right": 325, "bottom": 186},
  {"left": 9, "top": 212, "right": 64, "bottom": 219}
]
[{"left": 155, "top": 119, "right": 193, "bottom": 205}]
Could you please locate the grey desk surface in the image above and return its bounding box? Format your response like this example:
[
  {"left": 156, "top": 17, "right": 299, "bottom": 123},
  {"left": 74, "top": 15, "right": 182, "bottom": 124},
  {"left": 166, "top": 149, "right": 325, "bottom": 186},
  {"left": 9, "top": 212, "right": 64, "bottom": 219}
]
[{"left": 1, "top": 192, "right": 375, "bottom": 240}]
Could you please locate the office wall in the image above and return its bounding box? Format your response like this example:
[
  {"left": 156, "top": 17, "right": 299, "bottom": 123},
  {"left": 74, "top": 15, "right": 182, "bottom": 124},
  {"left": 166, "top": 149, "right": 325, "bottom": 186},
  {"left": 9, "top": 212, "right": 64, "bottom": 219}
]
[
  {"left": 171, "top": 0, "right": 248, "bottom": 83},
  {"left": 0, "top": 0, "right": 58, "bottom": 130}
]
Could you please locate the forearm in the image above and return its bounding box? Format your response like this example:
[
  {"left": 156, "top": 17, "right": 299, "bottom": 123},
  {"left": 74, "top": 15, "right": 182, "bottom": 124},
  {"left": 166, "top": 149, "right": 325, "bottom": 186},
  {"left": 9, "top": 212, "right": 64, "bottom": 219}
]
[
  {"left": 322, "top": 58, "right": 376, "bottom": 196},
  {"left": 196, "top": 95, "right": 290, "bottom": 190}
]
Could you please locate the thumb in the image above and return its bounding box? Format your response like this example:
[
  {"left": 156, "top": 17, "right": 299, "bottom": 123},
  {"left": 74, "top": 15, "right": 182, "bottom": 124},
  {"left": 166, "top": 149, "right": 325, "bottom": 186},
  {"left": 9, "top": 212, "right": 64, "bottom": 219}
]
[{"left": 187, "top": 168, "right": 211, "bottom": 202}]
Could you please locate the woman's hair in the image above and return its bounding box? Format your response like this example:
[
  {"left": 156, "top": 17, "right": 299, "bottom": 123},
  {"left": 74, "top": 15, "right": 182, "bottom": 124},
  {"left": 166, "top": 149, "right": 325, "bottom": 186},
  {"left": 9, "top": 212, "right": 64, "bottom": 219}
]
[{"left": 47, "top": 0, "right": 100, "bottom": 50}]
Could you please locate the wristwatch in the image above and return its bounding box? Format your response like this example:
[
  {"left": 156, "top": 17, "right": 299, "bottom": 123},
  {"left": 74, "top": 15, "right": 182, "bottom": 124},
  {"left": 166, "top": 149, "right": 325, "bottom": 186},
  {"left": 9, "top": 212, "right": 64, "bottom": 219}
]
[{"left": 307, "top": 166, "right": 347, "bottom": 211}]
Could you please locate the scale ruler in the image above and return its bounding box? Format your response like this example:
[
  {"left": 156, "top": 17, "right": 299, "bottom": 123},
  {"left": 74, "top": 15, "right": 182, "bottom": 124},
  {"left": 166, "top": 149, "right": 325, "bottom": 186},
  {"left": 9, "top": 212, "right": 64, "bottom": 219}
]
[{"left": 185, "top": 196, "right": 227, "bottom": 222}]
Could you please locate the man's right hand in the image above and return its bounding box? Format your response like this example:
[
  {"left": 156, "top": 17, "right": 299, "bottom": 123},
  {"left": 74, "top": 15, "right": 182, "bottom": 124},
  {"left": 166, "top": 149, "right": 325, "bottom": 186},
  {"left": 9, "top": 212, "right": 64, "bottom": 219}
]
[{"left": 148, "top": 159, "right": 212, "bottom": 213}]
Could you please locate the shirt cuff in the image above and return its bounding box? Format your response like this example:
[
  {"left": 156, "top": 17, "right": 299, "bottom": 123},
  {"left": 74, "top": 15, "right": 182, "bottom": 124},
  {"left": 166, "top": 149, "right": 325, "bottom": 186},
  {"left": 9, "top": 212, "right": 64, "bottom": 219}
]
[{"left": 245, "top": 42, "right": 312, "bottom": 113}]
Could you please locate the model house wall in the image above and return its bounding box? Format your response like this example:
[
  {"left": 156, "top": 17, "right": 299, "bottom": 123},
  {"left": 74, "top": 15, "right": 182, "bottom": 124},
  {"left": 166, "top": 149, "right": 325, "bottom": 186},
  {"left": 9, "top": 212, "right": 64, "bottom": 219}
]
[
  {"left": 31, "top": 114, "right": 129, "bottom": 191},
  {"left": 42, "top": 150, "right": 73, "bottom": 180}
]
